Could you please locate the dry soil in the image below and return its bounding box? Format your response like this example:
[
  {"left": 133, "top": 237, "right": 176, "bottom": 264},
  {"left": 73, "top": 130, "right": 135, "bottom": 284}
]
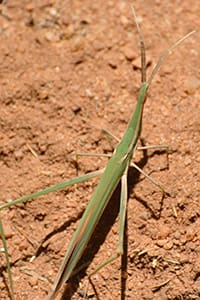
[{"left": 0, "top": 1, "right": 200, "bottom": 300}]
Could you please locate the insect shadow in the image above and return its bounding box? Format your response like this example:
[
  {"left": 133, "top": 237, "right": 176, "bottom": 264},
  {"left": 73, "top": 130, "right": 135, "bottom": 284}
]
[{"left": 35, "top": 141, "right": 167, "bottom": 299}]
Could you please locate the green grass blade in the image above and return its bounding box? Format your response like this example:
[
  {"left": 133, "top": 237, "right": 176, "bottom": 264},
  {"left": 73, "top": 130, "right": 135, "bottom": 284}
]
[{"left": 0, "top": 216, "right": 15, "bottom": 300}]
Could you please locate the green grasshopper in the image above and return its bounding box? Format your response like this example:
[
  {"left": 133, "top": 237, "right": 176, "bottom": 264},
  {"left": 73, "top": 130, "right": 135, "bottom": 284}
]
[{"left": 0, "top": 8, "right": 194, "bottom": 300}]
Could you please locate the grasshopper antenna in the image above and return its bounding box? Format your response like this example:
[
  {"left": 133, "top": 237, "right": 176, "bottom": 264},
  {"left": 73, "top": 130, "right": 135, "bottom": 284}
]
[
  {"left": 148, "top": 30, "right": 195, "bottom": 86},
  {"left": 131, "top": 7, "right": 146, "bottom": 84}
]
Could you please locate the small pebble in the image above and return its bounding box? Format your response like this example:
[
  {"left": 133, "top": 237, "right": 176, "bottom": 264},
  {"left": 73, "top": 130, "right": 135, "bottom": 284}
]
[
  {"left": 85, "top": 88, "right": 95, "bottom": 99},
  {"left": 72, "top": 105, "right": 81, "bottom": 114},
  {"left": 39, "top": 89, "right": 49, "bottom": 100},
  {"left": 49, "top": 7, "right": 57, "bottom": 17},
  {"left": 18, "top": 240, "right": 29, "bottom": 251},
  {"left": 145, "top": 248, "right": 160, "bottom": 257},
  {"left": 0, "top": 223, "right": 13, "bottom": 239},
  {"left": 140, "top": 211, "right": 149, "bottom": 221},
  {"left": 158, "top": 226, "right": 171, "bottom": 239},
  {"left": 61, "top": 24, "right": 75, "bottom": 39},
  {"left": 28, "top": 276, "right": 38, "bottom": 287},
  {"left": 156, "top": 239, "right": 173, "bottom": 250},
  {"left": 14, "top": 149, "right": 23, "bottom": 159},
  {"left": 184, "top": 156, "right": 192, "bottom": 166},
  {"left": 108, "top": 59, "right": 118, "bottom": 68},
  {"left": 105, "top": 52, "right": 118, "bottom": 68},
  {"left": 92, "top": 39, "right": 104, "bottom": 51},
  {"left": 185, "top": 76, "right": 200, "bottom": 94},
  {"left": 26, "top": 3, "right": 34, "bottom": 11},
  {"left": 71, "top": 36, "right": 85, "bottom": 52},
  {"left": 122, "top": 44, "right": 136, "bottom": 61},
  {"left": 45, "top": 31, "right": 59, "bottom": 42},
  {"left": 156, "top": 239, "right": 166, "bottom": 247},
  {"left": 163, "top": 241, "right": 173, "bottom": 250},
  {"left": 173, "top": 230, "right": 181, "bottom": 239},
  {"left": 185, "top": 227, "right": 196, "bottom": 241},
  {"left": 120, "top": 15, "right": 129, "bottom": 26}
]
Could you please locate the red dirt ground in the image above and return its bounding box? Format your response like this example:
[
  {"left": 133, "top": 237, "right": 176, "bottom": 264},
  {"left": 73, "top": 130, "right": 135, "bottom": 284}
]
[{"left": 0, "top": 1, "right": 199, "bottom": 299}]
